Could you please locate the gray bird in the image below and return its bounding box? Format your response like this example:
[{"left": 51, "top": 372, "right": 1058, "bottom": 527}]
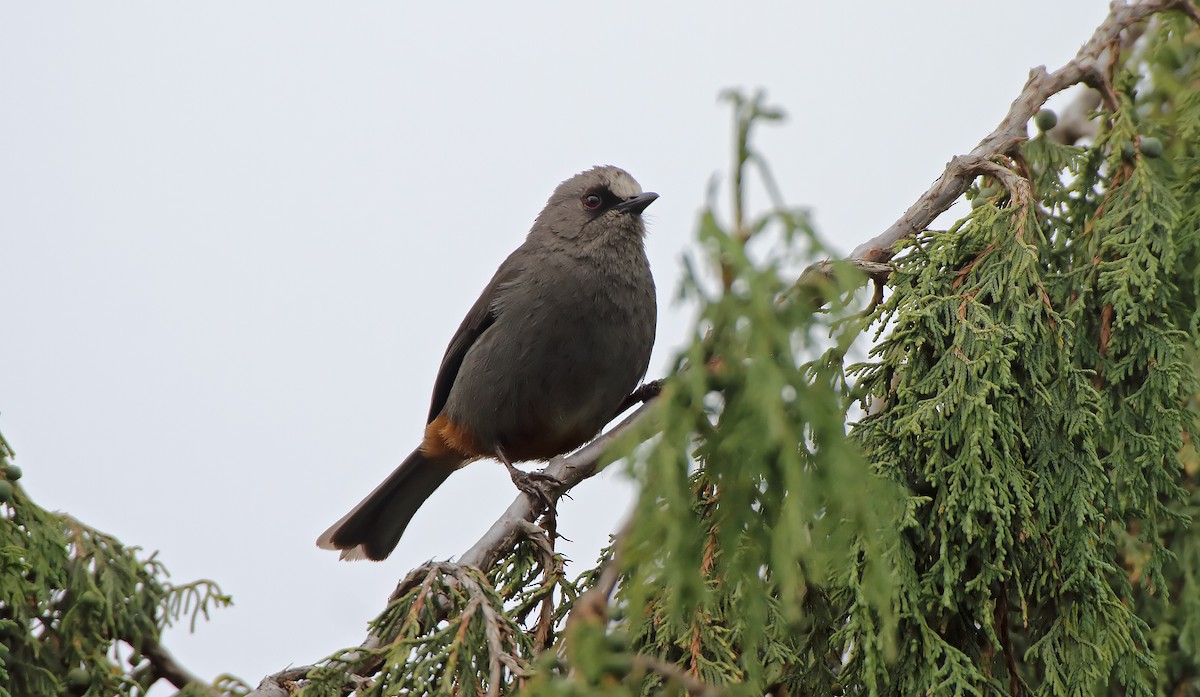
[{"left": 317, "top": 165, "right": 658, "bottom": 560}]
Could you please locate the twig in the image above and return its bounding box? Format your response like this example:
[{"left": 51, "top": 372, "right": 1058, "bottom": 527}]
[
  {"left": 141, "top": 635, "right": 219, "bottom": 697},
  {"left": 1048, "top": 87, "right": 1104, "bottom": 146},
  {"left": 844, "top": 0, "right": 1195, "bottom": 267},
  {"left": 245, "top": 402, "right": 659, "bottom": 696},
  {"left": 996, "top": 581, "right": 1022, "bottom": 697},
  {"left": 531, "top": 534, "right": 560, "bottom": 652},
  {"left": 562, "top": 536, "right": 720, "bottom": 697},
  {"left": 243, "top": 667, "right": 311, "bottom": 697},
  {"left": 632, "top": 655, "right": 723, "bottom": 696},
  {"left": 456, "top": 401, "right": 658, "bottom": 572},
  {"left": 614, "top": 379, "right": 664, "bottom": 419},
  {"left": 448, "top": 567, "right": 527, "bottom": 697},
  {"left": 585, "top": 557, "right": 623, "bottom": 609},
  {"left": 561, "top": 520, "right": 627, "bottom": 636}
]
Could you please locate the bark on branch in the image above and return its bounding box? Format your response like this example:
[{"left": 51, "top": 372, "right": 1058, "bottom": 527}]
[
  {"left": 246, "top": 402, "right": 659, "bottom": 695},
  {"left": 846, "top": 0, "right": 1199, "bottom": 266},
  {"left": 143, "top": 636, "right": 220, "bottom": 696}
]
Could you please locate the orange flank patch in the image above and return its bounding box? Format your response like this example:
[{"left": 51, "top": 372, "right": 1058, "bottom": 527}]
[{"left": 421, "top": 414, "right": 484, "bottom": 459}]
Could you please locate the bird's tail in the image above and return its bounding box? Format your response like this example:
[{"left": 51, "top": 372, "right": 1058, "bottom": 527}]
[{"left": 317, "top": 449, "right": 462, "bottom": 561}]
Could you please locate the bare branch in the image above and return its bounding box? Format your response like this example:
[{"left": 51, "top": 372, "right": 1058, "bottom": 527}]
[
  {"left": 245, "top": 402, "right": 658, "bottom": 696},
  {"left": 847, "top": 0, "right": 1195, "bottom": 266},
  {"left": 243, "top": 668, "right": 310, "bottom": 697},
  {"left": 142, "top": 636, "right": 220, "bottom": 697},
  {"left": 631, "top": 655, "right": 723, "bottom": 697},
  {"left": 457, "top": 401, "right": 657, "bottom": 571},
  {"left": 613, "top": 378, "right": 664, "bottom": 419},
  {"left": 1048, "top": 87, "right": 1104, "bottom": 146}
]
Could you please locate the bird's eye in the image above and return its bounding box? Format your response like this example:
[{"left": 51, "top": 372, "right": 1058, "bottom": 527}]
[{"left": 583, "top": 194, "right": 602, "bottom": 210}]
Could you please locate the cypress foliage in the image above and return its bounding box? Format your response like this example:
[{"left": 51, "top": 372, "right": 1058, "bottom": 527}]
[
  {"left": 519, "top": 10, "right": 1200, "bottom": 696},
  {"left": 0, "top": 434, "right": 234, "bottom": 697}
]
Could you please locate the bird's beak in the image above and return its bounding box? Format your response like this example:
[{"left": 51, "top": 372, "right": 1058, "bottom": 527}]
[{"left": 615, "top": 192, "right": 659, "bottom": 215}]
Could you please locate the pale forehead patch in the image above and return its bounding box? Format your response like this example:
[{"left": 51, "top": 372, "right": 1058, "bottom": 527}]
[
  {"left": 560, "top": 165, "right": 643, "bottom": 199},
  {"left": 594, "top": 166, "right": 643, "bottom": 199}
]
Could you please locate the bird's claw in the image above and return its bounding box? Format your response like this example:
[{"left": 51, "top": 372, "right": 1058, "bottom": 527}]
[{"left": 504, "top": 465, "right": 562, "bottom": 510}]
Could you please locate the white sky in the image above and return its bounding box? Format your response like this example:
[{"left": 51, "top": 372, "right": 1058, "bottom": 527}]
[{"left": 0, "top": 1, "right": 1111, "bottom": 691}]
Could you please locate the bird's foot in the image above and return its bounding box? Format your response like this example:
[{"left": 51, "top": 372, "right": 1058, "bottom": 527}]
[
  {"left": 613, "top": 379, "right": 664, "bottom": 418},
  {"left": 503, "top": 461, "right": 562, "bottom": 510}
]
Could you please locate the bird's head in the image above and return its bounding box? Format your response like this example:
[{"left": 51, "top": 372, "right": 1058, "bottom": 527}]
[{"left": 534, "top": 165, "right": 658, "bottom": 242}]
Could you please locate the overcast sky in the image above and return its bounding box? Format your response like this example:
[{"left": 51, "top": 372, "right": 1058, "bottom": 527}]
[{"left": 1, "top": 1, "right": 1111, "bottom": 691}]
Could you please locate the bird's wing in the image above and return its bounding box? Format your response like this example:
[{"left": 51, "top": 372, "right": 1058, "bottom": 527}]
[{"left": 426, "top": 255, "right": 524, "bottom": 423}]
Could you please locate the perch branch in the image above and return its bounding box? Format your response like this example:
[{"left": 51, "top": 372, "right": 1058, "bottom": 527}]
[{"left": 245, "top": 401, "right": 659, "bottom": 696}]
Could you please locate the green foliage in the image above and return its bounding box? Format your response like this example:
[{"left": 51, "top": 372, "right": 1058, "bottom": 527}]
[
  {"left": 298, "top": 537, "right": 581, "bottom": 696},
  {"left": 0, "top": 434, "right": 233, "bottom": 697},
  {"left": 611, "top": 90, "right": 904, "bottom": 697},
  {"left": 850, "top": 176, "right": 1150, "bottom": 695},
  {"left": 839, "top": 18, "right": 1200, "bottom": 696}
]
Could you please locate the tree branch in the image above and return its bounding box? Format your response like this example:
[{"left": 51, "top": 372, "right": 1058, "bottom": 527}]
[
  {"left": 142, "top": 635, "right": 220, "bottom": 697},
  {"left": 846, "top": 0, "right": 1198, "bottom": 266},
  {"left": 245, "top": 401, "right": 659, "bottom": 696},
  {"left": 459, "top": 400, "right": 657, "bottom": 571},
  {"left": 631, "top": 655, "right": 723, "bottom": 697}
]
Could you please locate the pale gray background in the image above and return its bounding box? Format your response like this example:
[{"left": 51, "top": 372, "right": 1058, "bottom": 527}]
[{"left": 1, "top": 1, "right": 1108, "bottom": 689}]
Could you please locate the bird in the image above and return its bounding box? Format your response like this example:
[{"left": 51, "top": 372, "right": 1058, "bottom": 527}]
[{"left": 317, "top": 165, "right": 658, "bottom": 561}]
